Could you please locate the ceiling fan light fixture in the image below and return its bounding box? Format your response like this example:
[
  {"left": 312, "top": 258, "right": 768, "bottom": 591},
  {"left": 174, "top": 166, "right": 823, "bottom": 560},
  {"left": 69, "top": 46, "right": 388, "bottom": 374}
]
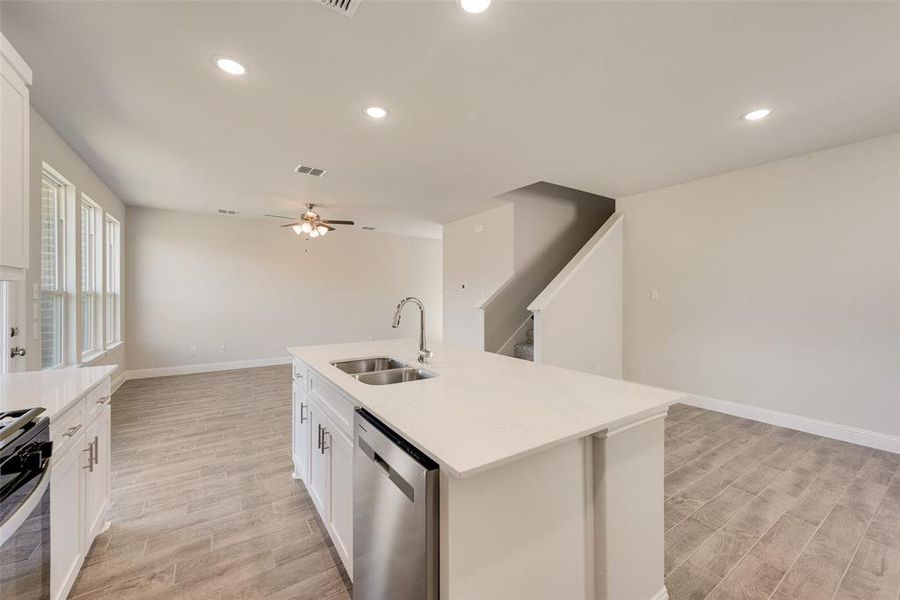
[
  {"left": 300, "top": 221, "right": 313, "bottom": 234},
  {"left": 316, "top": 225, "right": 329, "bottom": 236},
  {"left": 309, "top": 229, "right": 320, "bottom": 239},
  {"left": 291, "top": 224, "right": 303, "bottom": 236}
]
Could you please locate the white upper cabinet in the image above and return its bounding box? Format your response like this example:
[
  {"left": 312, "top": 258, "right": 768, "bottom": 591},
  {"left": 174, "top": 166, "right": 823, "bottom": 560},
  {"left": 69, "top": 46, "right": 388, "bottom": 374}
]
[{"left": 0, "top": 34, "right": 32, "bottom": 280}]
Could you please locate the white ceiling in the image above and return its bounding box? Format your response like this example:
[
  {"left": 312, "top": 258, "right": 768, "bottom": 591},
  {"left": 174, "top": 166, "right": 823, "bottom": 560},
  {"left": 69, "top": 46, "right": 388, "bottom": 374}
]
[{"left": 2, "top": 1, "right": 898, "bottom": 238}]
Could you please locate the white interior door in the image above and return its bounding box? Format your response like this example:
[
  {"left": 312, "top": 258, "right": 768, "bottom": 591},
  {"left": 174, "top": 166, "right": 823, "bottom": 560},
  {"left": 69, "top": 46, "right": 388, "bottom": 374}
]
[{"left": 1, "top": 280, "right": 26, "bottom": 373}]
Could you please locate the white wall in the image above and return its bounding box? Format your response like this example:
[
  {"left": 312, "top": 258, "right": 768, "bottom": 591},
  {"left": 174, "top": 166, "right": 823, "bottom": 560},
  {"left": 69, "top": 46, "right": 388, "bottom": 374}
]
[
  {"left": 442, "top": 183, "right": 615, "bottom": 352},
  {"left": 486, "top": 183, "right": 615, "bottom": 352},
  {"left": 124, "top": 207, "right": 442, "bottom": 372},
  {"left": 26, "top": 109, "right": 127, "bottom": 381},
  {"left": 442, "top": 204, "right": 514, "bottom": 350},
  {"left": 618, "top": 134, "right": 900, "bottom": 440},
  {"left": 532, "top": 214, "right": 623, "bottom": 377}
]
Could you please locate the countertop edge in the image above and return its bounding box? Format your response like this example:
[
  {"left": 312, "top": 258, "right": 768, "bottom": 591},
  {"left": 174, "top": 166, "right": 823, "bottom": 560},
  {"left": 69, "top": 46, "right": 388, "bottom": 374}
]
[{"left": 288, "top": 345, "right": 681, "bottom": 480}]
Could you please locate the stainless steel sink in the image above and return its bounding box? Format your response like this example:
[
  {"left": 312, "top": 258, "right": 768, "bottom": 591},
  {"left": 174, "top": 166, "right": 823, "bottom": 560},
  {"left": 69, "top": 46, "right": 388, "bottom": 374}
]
[
  {"left": 354, "top": 367, "right": 437, "bottom": 386},
  {"left": 331, "top": 357, "right": 407, "bottom": 375}
]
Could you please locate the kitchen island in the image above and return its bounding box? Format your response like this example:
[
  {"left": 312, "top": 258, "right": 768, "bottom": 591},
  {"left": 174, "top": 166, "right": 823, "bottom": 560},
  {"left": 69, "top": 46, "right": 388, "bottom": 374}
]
[{"left": 288, "top": 338, "right": 684, "bottom": 600}]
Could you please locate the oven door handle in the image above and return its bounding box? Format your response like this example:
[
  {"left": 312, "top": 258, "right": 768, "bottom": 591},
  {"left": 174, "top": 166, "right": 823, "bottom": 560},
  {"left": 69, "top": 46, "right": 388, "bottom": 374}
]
[{"left": 0, "top": 459, "right": 51, "bottom": 548}]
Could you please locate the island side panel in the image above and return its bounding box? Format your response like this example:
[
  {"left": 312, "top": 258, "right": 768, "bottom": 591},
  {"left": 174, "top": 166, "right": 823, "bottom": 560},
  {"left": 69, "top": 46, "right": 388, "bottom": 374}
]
[
  {"left": 593, "top": 413, "right": 667, "bottom": 600},
  {"left": 440, "top": 438, "right": 591, "bottom": 600}
]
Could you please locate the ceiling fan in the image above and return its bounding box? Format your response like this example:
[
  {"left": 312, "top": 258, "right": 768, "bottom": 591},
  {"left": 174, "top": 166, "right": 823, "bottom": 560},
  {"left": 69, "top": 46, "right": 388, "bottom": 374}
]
[{"left": 265, "top": 204, "right": 355, "bottom": 238}]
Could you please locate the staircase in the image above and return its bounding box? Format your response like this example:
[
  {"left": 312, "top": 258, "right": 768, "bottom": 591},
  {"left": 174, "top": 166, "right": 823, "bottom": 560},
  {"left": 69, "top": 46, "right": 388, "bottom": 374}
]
[{"left": 513, "top": 320, "right": 534, "bottom": 361}]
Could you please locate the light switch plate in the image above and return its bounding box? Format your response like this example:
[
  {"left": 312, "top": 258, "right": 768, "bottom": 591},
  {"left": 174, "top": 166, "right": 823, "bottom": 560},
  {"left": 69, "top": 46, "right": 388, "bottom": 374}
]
[{"left": 474, "top": 223, "right": 485, "bottom": 233}]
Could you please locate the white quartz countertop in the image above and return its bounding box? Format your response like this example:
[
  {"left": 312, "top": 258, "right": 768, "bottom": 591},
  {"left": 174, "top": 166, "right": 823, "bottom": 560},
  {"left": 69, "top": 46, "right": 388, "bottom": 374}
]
[
  {"left": 0, "top": 366, "right": 117, "bottom": 419},
  {"left": 288, "top": 339, "right": 686, "bottom": 479}
]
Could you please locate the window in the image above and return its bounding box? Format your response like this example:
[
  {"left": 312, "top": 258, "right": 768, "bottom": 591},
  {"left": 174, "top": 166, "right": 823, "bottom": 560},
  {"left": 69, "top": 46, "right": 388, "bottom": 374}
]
[
  {"left": 80, "top": 196, "right": 101, "bottom": 358},
  {"left": 40, "top": 172, "right": 67, "bottom": 369},
  {"left": 104, "top": 215, "right": 121, "bottom": 345}
]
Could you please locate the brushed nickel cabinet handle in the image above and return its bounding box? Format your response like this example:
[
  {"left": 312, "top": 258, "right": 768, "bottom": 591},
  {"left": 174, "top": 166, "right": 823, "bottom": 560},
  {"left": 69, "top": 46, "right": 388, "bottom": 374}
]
[
  {"left": 321, "top": 429, "right": 330, "bottom": 454},
  {"left": 82, "top": 443, "right": 94, "bottom": 472},
  {"left": 300, "top": 402, "right": 307, "bottom": 424},
  {"left": 93, "top": 435, "right": 99, "bottom": 465},
  {"left": 96, "top": 396, "right": 109, "bottom": 405}
]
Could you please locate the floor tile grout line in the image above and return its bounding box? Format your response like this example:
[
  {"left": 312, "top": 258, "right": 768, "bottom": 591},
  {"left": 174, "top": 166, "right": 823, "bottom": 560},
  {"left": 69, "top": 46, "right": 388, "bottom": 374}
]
[
  {"left": 762, "top": 448, "right": 875, "bottom": 600},
  {"left": 827, "top": 466, "right": 897, "bottom": 600},
  {"left": 680, "top": 438, "right": 853, "bottom": 599}
]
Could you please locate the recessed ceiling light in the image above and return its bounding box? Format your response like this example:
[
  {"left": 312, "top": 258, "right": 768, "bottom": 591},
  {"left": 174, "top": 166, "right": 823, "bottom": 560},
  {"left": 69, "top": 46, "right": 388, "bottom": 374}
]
[
  {"left": 214, "top": 57, "right": 248, "bottom": 76},
  {"left": 365, "top": 106, "right": 387, "bottom": 119},
  {"left": 742, "top": 108, "right": 771, "bottom": 121},
  {"left": 459, "top": 0, "right": 491, "bottom": 13}
]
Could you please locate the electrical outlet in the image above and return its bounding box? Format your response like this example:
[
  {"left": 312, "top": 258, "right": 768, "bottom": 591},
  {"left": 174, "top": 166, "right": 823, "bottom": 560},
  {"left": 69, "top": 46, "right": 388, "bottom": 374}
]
[
  {"left": 474, "top": 223, "right": 484, "bottom": 233},
  {"left": 218, "top": 345, "right": 225, "bottom": 353},
  {"left": 189, "top": 346, "right": 198, "bottom": 356},
  {"left": 650, "top": 289, "right": 659, "bottom": 301}
]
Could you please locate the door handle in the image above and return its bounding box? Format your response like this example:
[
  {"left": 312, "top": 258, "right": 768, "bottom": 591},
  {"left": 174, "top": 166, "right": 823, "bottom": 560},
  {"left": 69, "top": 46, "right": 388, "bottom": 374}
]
[{"left": 9, "top": 346, "right": 26, "bottom": 358}]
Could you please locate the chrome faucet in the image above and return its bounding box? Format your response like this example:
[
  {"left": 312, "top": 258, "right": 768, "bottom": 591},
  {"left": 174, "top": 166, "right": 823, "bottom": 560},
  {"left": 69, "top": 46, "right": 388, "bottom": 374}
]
[{"left": 391, "top": 297, "right": 432, "bottom": 363}]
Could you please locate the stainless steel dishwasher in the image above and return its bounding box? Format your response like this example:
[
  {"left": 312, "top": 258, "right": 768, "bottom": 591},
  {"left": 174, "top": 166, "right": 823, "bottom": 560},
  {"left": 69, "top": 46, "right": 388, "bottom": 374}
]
[{"left": 353, "top": 408, "right": 439, "bottom": 600}]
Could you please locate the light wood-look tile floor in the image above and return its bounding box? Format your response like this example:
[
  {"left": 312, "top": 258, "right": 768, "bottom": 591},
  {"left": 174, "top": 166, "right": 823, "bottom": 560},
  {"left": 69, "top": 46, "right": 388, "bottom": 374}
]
[
  {"left": 69, "top": 366, "right": 900, "bottom": 599},
  {"left": 664, "top": 403, "right": 900, "bottom": 600},
  {"left": 70, "top": 365, "right": 351, "bottom": 600}
]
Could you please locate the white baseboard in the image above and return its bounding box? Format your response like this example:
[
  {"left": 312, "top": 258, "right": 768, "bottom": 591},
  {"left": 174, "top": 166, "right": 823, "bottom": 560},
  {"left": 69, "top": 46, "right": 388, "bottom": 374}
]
[
  {"left": 123, "top": 356, "right": 292, "bottom": 381},
  {"left": 684, "top": 394, "right": 900, "bottom": 455}
]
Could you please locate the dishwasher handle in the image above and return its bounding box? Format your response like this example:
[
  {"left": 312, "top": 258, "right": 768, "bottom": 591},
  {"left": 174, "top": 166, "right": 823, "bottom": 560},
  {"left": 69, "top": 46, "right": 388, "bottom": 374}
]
[{"left": 358, "top": 436, "right": 416, "bottom": 502}]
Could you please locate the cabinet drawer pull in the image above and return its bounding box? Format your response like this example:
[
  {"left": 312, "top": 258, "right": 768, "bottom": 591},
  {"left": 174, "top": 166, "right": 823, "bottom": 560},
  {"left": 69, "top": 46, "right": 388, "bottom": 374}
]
[
  {"left": 93, "top": 435, "right": 99, "bottom": 465},
  {"left": 62, "top": 424, "right": 83, "bottom": 438},
  {"left": 300, "top": 402, "right": 307, "bottom": 424},
  {"left": 317, "top": 424, "right": 323, "bottom": 450},
  {"left": 96, "top": 396, "right": 110, "bottom": 405},
  {"left": 320, "top": 429, "right": 330, "bottom": 454}
]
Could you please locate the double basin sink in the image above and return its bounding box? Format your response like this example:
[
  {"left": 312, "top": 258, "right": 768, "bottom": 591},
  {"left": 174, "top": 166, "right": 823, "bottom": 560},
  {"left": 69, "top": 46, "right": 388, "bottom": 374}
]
[{"left": 330, "top": 357, "right": 437, "bottom": 386}]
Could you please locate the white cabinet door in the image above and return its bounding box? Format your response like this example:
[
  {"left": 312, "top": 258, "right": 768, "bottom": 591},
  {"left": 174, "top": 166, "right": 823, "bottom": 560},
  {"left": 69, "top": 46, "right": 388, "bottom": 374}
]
[
  {"left": 83, "top": 407, "right": 110, "bottom": 543},
  {"left": 327, "top": 424, "right": 353, "bottom": 578},
  {"left": 308, "top": 404, "right": 330, "bottom": 517},
  {"left": 50, "top": 441, "right": 85, "bottom": 600},
  {"left": 0, "top": 35, "right": 31, "bottom": 276},
  {"left": 292, "top": 381, "right": 311, "bottom": 483}
]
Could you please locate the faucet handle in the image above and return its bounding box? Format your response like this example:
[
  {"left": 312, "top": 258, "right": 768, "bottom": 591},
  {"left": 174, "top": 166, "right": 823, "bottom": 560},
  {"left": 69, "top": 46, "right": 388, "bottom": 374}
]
[{"left": 417, "top": 349, "right": 433, "bottom": 364}]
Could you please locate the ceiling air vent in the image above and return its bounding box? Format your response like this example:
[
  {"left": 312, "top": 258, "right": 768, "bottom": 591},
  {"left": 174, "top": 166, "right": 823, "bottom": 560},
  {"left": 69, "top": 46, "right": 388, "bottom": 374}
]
[
  {"left": 320, "top": 0, "right": 360, "bottom": 18},
  {"left": 217, "top": 209, "right": 238, "bottom": 215},
  {"left": 295, "top": 164, "right": 327, "bottom": 177}
]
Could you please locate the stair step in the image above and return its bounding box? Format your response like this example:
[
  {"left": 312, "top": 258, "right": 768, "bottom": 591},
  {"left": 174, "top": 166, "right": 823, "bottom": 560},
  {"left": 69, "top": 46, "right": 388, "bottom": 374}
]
[
  {"left": 514, "top": 342, "right": 534, "bottom": 362},
  {"left": 526, "top": 326, "right": 534, "bottom": 343}
]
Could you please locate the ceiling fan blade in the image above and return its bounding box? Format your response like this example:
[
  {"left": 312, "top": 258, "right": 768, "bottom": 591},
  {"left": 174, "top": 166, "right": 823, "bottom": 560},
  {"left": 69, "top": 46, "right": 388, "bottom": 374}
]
[
  {"left": 265, "top": 214, "right": 298, "bottom": 220},
  {"left": 279, "top": 222, "right": 301, "bottom": 227},
  {"left": 321, "top": 220, "right": 355, "bottom": 225},
  {"left": 324, "top": 224, "right": 335, "bottom": 231}
]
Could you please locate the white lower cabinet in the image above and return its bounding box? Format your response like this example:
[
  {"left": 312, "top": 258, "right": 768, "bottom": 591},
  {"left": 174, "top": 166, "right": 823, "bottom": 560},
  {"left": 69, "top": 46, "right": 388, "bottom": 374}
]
[
  {"left": 50, "top": 440, "right": 84, "bottom": 600},
  {"left": 327, "top": 423, "right": 353, "bottom": 572},
  {"left": 291, "top": 360, "right": 354, "bottom": 579},
  {"left": 49, "top": 378, "right": 112, "bottom": 600},
  {"left": 83, "top": 406, "right": 111, "bottom": 541},
  {"left": 292, "top": 380, "right": 311, "bottom": 483},
  {"left": 307, "top": 404, "right": 330, "bottom": 517}
]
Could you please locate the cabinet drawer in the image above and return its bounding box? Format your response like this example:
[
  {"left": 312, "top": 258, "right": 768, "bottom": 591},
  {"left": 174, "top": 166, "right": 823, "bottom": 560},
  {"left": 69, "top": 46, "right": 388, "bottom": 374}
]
[
  {"left": 292, "top": 359, "right": 309, "bottom": 391},
  {"left": 85, "top": 379, "right": 111, "bottom": 424},
  {"left": 51, "top": 402, "right": 86, "bottom": 460},
  {"left": 309, "top": 370, "right": 355, "bottom": 435}
]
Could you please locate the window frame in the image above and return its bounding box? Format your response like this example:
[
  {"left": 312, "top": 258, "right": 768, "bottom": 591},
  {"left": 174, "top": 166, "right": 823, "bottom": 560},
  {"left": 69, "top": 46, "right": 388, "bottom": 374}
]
[
  {"left": 40, "top": 166, "right": 70, "bottom": 370},
  {"left": 80, "top": 195, "right": 102, "bottom": 360},
  {"left": 104, "top": 214, "right": 121, "bottom": 346}
]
